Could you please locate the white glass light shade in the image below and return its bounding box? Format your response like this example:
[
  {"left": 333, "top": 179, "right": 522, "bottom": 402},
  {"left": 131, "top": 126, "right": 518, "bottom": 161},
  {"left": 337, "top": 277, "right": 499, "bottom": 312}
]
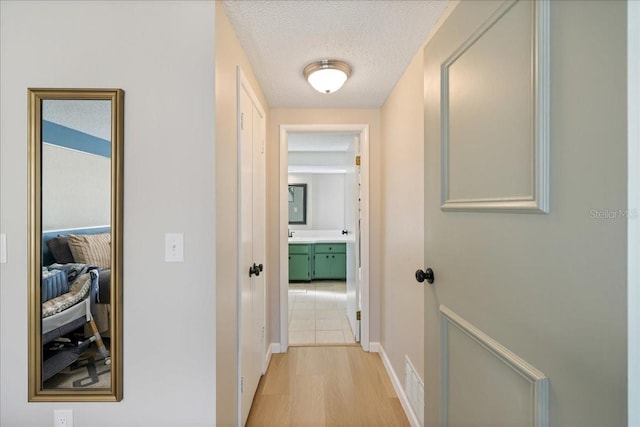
[
  {"left": 307, "top": 68, "right": 348, "bottom": 93},
  {"left": 303, "top": 60, "right": 352, "bottom": 94}
]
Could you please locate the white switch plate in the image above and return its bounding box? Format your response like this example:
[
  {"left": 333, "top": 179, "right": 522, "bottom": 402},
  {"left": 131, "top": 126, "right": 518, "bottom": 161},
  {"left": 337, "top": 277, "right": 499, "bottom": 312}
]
[
  {"left": 54, "top": 409, "right": 73, "bottom": 427},
  {"left": 0, "top": 233, "right": 6, "bottom": 263},
  {"left": 165, "top": 233, "right": 184, "bottom": 262}
]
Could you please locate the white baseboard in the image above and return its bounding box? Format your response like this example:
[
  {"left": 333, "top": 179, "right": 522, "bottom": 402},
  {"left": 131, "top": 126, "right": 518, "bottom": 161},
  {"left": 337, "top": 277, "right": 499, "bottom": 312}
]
[
  {"left": 369, "top": 341, "right": 380, "bottom": 353},
  {"left": 263, "top": 343, "right": 280, "bottom": 374},
  {"left": 378, "top": 343, "right": 421, "bottom": 427}
]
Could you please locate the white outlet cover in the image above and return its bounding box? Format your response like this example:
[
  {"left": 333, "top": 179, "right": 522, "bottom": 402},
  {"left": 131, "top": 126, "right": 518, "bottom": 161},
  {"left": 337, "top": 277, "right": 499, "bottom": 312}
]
[{"left": 54, "top": 409, "right": 73, "bottom": 427}]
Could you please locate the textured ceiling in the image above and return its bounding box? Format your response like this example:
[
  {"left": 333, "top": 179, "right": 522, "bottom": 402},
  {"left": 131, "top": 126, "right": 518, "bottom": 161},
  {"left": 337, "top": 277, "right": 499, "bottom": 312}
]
[{"left": 223, "top": 0, "right": 448, "bottom": 109}]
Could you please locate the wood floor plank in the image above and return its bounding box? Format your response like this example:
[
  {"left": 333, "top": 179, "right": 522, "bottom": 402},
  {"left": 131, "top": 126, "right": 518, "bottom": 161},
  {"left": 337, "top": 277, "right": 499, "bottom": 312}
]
[
  {"left": 247, "top": 394, "right": 291, "bottom": 427},
  {"left": 323, "top": 347, "right": 359, "bottom": 426},
  {"left": 246, "top": 346, "right": 410, "bottom": 427},
  {"left": 261, "top": 350, "right": 297, "bottom": 396},
  {"left": 290, "top": 374, "right": 325, "bottom": 426},
  {"left": 295, "top": 346, "right": 326, "bottom": 376},
  {"left": 346, "top": 347, "right": 410, "bottom": 427}
]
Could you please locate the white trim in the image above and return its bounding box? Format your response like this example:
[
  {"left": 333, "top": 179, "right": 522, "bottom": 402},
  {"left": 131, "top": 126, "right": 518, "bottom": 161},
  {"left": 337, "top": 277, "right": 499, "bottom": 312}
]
[
  {"left": 43, "top": 225, "right": 110, "bottom": 233},
  {"left": 279, "top": 124, "right": 370, "bottom": 352},
  {"left": 271, "top": 342, "right": 284, "bottom": 354},
  {"left": 279, "top": 126, "right": 289, "bottom": 351},
  {"left": 439, "top": 305, "right": 548, "bottom": 427},
  {"left": 263, "top": 343, "right": 281, "bottom": 374},
  {"left": 368, "top": 341, "right": 380, "bottom": 353},
  {"left": 440, "top": 0, "right": 550, "bottom": 213},
  {"left": 377, "top": 344, "right": 421, "bottom": 427},
  {"left": 235, "top": 66, "right": 243, "bottom": 427},
  {"left": 628, "top": 0, "right": 640, "bottom": 424}
]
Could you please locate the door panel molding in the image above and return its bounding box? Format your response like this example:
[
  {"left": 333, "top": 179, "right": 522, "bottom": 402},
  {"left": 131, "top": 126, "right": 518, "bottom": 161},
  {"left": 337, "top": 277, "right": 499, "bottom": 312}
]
[
  {"left": 630, "top": 1, "right": 640, "bottom": 423},
  {"left": 440, "top": 305, "right": 548, "bottom": 427},
  {"left": 440, "top": 0, "right": 550, "bottom": 213}
]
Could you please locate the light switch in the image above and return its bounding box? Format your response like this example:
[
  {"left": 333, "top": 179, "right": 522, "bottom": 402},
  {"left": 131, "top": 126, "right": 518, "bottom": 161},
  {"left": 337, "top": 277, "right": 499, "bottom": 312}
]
[
  {"left": 0, "top": 233, "right": 6, "bottom": 264},
  {"left": 165, "top": 233, "right": 184, "bottom": 262}
]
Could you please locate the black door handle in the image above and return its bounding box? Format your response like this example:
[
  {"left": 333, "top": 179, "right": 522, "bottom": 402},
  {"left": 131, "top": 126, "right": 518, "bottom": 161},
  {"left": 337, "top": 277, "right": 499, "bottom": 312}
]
[
  {"left": 415, "top": 268, "right": 434, "bottom": 284},
  {"left": 249, "top": 263, "right": 263, "bottom": 277}
]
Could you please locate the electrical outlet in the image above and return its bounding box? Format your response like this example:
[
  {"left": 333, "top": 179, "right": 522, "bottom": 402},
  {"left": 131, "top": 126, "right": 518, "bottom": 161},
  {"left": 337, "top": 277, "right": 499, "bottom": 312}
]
[{"left": 54, "top": 409, "right": 73, "bottom": 427}]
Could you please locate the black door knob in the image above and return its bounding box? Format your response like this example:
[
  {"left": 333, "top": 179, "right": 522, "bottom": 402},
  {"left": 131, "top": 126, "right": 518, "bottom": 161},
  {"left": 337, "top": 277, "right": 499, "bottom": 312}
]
[
  {"left": 415, "top": 268, "right": 434, "bottom": 284},
  {"left": 249, "top": 263, "right": 262, "bottom": 277}
]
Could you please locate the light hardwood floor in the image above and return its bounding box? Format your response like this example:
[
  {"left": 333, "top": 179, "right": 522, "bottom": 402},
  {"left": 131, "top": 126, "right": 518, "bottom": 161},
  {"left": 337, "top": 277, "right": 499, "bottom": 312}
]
[{"left": 246, "top": 346, "right": 410, "bottom": 427}]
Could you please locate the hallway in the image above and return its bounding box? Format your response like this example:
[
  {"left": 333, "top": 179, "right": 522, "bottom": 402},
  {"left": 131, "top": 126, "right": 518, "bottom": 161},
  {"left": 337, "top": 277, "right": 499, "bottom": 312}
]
[{"left": 246, "top": 346, "right": 410, "bottom": 426}]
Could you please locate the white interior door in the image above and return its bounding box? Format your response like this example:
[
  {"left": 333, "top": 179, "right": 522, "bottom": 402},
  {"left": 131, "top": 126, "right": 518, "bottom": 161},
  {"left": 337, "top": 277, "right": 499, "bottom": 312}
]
[
  {"left": 345, "top": 136, "right": 360, "bottom": 341},
  {"left": 238, "top": 68, "right": 266, "bottom": 426}
]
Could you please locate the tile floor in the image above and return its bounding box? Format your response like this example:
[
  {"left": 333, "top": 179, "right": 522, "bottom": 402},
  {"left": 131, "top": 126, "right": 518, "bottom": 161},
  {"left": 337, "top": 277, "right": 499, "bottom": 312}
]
[{"left": 288, "top": 280, "right": 356, "bottom": 345}]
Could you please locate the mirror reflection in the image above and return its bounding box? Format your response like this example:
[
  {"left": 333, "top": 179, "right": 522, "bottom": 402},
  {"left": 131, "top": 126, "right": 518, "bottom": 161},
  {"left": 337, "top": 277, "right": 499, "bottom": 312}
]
[{"left": 29, "top": 89, "right": 123, "bottom": 401}]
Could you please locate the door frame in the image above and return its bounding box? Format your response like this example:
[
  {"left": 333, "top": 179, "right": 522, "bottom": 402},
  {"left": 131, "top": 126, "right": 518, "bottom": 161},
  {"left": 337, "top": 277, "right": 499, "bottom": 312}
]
[
  {"left": 628, "top": 0, "right": 640, "bottom": 423},
  {"left": 279, "top": 124, "right": 370, "bottom": 351}
]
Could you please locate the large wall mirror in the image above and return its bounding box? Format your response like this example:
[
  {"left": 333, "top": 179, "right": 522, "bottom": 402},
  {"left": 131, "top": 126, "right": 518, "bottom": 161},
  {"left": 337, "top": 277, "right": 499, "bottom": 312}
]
[{"left": 28, "top": 88, "right": 123, "bottom": 401}]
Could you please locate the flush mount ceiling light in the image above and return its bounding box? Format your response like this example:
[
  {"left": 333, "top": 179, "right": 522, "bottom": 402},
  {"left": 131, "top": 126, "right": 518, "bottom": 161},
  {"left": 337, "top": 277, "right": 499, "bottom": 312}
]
[{"left": 303, "top": 59, "right": 352, "bottom": 94}]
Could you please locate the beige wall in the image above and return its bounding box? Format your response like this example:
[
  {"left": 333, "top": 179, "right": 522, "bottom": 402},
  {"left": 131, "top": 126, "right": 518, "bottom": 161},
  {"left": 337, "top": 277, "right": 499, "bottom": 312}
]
[
  {"left": 1, "top": 1, "right": 216, "bottom": 426},
  {"left": 380, "top": 46, "right": 427, "bottom": 381},
  {"left": 215, "top": 2, "right": 269, "bottom": 425},
  {"left": 267, "top": 109, "right": 381, "bottom": 343},
  {"left": 378, "top": 0, "right": 458, "bottom": 396}
]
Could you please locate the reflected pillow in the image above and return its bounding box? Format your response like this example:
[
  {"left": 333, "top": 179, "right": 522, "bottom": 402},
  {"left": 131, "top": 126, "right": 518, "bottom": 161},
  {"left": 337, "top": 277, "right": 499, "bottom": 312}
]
[
  {"left": 45, "top": 236, "right": 75, "bottom": 264},
  {"left": 67, "top": 233, "right": 111, "bottom": 269}
]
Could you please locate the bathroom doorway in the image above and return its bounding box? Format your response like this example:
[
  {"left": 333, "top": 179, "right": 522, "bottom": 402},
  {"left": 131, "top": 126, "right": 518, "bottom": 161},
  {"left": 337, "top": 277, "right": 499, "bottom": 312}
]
[{"left": 279, "top": 124, "right": 370, "bottom": 351}]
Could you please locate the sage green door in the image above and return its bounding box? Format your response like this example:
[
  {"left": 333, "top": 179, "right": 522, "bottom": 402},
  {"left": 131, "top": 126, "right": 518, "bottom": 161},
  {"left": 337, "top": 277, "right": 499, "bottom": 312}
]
[{"left": 422, "top": 2, "right": 627, "bottom": 427}]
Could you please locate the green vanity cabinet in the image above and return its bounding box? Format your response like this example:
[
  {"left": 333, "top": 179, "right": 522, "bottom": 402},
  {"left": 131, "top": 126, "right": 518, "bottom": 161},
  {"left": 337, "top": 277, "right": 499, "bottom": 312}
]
[
  {"left": 312, "top": 243, "right": 346, "bottom": 280},
  {"left": 288, "top": 244, "right": 312, "bottom": 281}
]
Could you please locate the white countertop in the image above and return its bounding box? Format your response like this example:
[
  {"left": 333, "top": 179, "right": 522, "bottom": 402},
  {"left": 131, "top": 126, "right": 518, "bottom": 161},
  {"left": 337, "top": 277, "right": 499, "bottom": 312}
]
[
  {"left": 288, "top": 230, "right": 355, "bottom": 244},
  {"left": 288, "top": 235, "right": 354, "bottom": 244}
]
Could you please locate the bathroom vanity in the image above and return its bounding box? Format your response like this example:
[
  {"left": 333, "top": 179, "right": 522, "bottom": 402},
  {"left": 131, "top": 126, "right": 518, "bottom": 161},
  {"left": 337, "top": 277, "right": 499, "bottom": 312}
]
[{"left": 288, "top": 236, "right": 348, "bottom": 281}]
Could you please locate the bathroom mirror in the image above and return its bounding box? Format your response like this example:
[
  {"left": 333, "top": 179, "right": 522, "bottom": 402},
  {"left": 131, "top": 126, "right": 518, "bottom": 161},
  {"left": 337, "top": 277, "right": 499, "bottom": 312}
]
[
  {"left": 28, "top": 88, "right": 123, "bottom": 401},
  {"left": 288, "top": 184, "right": 307, "bottom": 225}
]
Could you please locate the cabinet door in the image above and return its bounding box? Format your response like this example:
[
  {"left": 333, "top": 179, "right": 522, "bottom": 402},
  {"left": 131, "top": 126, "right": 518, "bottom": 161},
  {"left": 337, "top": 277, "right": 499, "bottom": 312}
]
[
  {"left": 331, "top": 253, "right": 347, "bottom": 280},
  {"left": 313, "top": 253, "right": 346, "bottom": 280},
  {"left": 312, "top": 254, "right": 330, "bottom": 279},
  {"left": 289, "top": 254, "right": 310, "bottom": 281}
]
